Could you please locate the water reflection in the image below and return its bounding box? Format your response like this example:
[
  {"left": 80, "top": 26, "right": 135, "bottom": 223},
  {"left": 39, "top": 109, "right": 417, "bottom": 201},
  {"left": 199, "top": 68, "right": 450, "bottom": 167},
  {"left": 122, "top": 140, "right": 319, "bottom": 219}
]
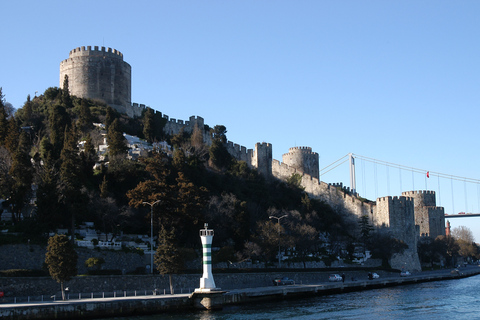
[{"left": 94, "top": 275, "right": 480, "bottom": 320}]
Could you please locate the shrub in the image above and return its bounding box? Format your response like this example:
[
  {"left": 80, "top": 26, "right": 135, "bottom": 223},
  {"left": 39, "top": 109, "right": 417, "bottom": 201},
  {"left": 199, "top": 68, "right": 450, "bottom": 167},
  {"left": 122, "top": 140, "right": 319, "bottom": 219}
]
[{"left": 85, "top": 257, "right": 105, "bottom": 270}]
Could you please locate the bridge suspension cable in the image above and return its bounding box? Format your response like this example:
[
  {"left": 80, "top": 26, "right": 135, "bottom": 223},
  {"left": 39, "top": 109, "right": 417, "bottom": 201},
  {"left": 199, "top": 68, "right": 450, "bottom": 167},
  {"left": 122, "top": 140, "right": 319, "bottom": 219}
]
[
  {"left": 350, "top": 154, "right": 480, "bottom": 185},
  {"left": 320, "top": 154, "right": 350, "bottom": 176},
  {"left": 320, "top": 153, "right": 480, "bottom": 209}
]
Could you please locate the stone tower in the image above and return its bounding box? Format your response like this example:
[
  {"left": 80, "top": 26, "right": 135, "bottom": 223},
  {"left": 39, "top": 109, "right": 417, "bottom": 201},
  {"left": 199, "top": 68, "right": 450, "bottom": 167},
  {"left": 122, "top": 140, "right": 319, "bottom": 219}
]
[
  {"left": 252, "top": 143, "right": 273, "bottom": 177},
  {"left": 402, "top": 190, "right": 445, "bottom": 239},
  {"left": 375, "top": 196, "right": 421, "bottom": 271},
  {"left": 60, "top": 46, "right": 131, "bottom": 115},
  {"left": 282, "top": 146, "right": 319, "bottom": 180}
]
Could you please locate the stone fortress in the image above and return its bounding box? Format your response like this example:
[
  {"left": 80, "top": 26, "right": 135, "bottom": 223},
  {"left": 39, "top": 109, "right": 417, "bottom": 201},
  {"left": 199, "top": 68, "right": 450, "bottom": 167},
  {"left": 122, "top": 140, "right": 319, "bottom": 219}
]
[{"left": 60, "top": 46, "right": 446, "bottom": 271}]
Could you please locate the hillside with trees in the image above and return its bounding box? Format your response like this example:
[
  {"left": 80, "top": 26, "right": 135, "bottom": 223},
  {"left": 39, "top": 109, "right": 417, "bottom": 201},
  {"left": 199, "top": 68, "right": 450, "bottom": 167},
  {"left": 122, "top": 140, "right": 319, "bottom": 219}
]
[{"left": 0, "top": 85, "right": 478, "bottom": 271}]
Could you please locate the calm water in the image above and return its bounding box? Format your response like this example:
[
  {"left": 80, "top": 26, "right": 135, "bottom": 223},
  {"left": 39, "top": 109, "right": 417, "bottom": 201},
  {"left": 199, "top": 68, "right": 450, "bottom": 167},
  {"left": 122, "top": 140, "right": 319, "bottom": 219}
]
[{"left": 98, "top": 275, "right": 480, "bottom": 320}]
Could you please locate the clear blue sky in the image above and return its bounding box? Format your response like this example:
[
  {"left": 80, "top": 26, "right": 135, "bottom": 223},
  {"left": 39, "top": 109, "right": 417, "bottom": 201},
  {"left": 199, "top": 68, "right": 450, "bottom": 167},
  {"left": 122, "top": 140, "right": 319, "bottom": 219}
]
[{"left": 2, "top": 1, "right": 480, "bottom": 240}]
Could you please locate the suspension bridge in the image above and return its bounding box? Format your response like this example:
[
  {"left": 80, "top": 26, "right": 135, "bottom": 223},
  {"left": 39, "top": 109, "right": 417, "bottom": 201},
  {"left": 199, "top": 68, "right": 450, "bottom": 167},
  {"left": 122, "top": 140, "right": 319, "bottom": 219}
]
[{"left": 320, "top": 153, "right": 480, "bottom": 218}]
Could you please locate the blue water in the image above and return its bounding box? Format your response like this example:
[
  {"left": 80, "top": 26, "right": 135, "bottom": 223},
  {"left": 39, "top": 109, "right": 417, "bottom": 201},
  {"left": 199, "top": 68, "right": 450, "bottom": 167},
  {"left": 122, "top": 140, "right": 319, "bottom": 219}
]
[{"left": 100, "top": 275, "right": 480, "bottom": 320}]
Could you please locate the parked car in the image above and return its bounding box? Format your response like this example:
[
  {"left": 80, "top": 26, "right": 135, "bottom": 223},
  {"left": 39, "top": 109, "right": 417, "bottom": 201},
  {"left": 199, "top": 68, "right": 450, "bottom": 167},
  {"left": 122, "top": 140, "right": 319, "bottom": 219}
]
[
  {"left": 329, "top": 274, "right": 343, "bottom": 282},
  {"left": 451, "top": 269, "right": 460, "bottom": 274},
  {"left": 400, "top": 271, "right": 411, "bottom": 277},
  {"left": 368, "top": 272, "right": 380, "bottom": 279},
  {"left": 273, "top": 277, "right": 295, "bottom": 286}
]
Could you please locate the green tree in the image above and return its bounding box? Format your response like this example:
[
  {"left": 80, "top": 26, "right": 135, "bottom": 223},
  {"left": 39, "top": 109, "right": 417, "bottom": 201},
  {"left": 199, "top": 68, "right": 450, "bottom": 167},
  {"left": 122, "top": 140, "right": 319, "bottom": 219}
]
[
  {"left": 143, "top": 107, "right": 155, "bottom": 142},
  {"left": 77, "top": 99, "right": 93, "bottom": 134},
  {"left": 154, "top": 225, "right": 183, "bottom": 294},
  {"left": 418, "top": 237, "right": 448, "bottom": 268},
  {"left": 107, "top": 118, "right": 128, "bottom": 157},
  {"left": 59, "top": 124, "right": 86, "bottom": 235},
  {"left": 35, "top": 160, "right": 62, "bottom": 231},
  {"left": 368, "top": 232, "right": 408, "bottom": 267},
  {"left": 80, "top": 135, "right": 97, "bottom": 184},
  {"left": 61, "top": 75, "right": 73, "bottom": 109},
  {"left": 105, "top": 106, "right": 116, "bottom": 130},
  {"left": 0, "top": 147, "right": 12, "bottom": 205},
  {"left": 22, "top": 95, "right": 33, "bottom": 125},
  {"left": 435, "top": 235, "right": 459, "bottom": 267},
  {"left": 209, "top": 125, "right": 232, "bottom": 170},
  {"left": 127, "top": 152, "right": 171, "bottom": 211},
  {"left": 8, "top": 131, "right": 33, "bottom": 222},
  {"left": 39, "top": 136, "right": 55, "bottom": 166},
  {"left": 172, "top": 148, "right": 186, "bottom": 173},
  {"left": 0, "top": 88, "right": 8, "bottom": 145},
  {"left": 191, "top": 124, "right": 204, "bottom": 150},
  {"left": 45, "top": 234, "right": 78, "bottom": 300},
  {"left": 358, "top": 215, "right": 374, "bottom": 254},
  {"left": 49, "top": 104, "right": 71, "bottom": 157},
  {"left": 99, "top": 175, "right": 109, "bottom": 198},
  {"left": 286, "top": 173, "right": 303, "bottom": 190},
  {"left": 4, "top": 118, "right": 19, "bottom": 154},
  {"left": 206, "top": 193, "right": 248, "bottom": 251},
  {"left": 171, "top": 172, "right": 208, "bottom": 244}
]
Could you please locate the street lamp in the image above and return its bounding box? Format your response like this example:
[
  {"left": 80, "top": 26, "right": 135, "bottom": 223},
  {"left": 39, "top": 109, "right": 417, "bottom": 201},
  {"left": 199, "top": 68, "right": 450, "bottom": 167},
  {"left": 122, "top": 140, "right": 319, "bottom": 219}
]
[
  {"left": 269, "top": 214, "right": 287, "bottom": 268},
  {"left": 143, "top": 200, "right": 161, "bottom": 274}
]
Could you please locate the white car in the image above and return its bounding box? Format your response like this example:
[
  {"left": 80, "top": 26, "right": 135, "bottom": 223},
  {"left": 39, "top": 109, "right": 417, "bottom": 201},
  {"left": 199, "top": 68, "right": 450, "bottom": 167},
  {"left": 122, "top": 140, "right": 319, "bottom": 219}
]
[
  {"left": 368, "top": 272, "right": 380, "bottom": 279},
  {"left": 400, "top": 271, "right": 411, "bottom": 277},
  {"left": 329, "top": 274, "right": 343, "bottom": 282}
]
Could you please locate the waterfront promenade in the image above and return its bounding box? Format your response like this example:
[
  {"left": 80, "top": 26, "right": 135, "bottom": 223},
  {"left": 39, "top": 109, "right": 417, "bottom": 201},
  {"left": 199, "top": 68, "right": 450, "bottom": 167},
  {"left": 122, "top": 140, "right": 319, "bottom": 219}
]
[{"left": 1, "top": 266, "right": 479, "bottom": 320}]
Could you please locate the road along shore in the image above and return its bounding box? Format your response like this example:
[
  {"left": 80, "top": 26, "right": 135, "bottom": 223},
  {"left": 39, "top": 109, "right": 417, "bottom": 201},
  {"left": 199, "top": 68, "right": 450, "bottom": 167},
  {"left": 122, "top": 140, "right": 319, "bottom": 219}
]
[{"left": 1, "top": 268, "right": 479, "bottom": 320}]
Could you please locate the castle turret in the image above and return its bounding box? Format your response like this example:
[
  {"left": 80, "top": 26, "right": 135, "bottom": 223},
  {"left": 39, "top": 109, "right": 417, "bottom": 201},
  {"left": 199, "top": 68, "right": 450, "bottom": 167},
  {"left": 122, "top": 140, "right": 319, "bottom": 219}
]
[
  {"left": 375, "top": 196, "right": 421, "bottom": 271},
  {"left": 402, "top": 190, "right": 445, "bottom": 239},
  {"left": 252, "top": 142, "right": 272, "bottom": 177},
  {"left": 60, "top": 46, "right": 132, "bottom": 116},
  {"left": 282, "top": 146, "right": 319, "bottom": 180}
]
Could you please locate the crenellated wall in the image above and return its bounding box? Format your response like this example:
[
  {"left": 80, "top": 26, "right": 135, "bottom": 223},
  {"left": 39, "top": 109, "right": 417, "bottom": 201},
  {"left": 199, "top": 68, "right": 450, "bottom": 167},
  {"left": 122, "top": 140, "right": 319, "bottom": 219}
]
[
  {"left": 272, "top": 156, "right": 423, "bottom": 271},
  {"left": 375, "top": 196, "right": 421, "bottom": 271},
  {"left": 402, "top": 190, "right": 436, "bottom": 207},
  {"left": 58, "top": 47, "right": 432, "bottom": 272},
  {"left": 402, "top": 191, "right": 445, "bottom": 238},
  {"left": 271, "top": 159, "right": 375, "bottom": 227}
]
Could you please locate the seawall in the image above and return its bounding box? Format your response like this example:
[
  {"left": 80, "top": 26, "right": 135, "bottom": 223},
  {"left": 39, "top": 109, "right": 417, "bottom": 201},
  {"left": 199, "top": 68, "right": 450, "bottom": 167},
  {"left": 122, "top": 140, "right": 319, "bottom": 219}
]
[{"left": 1, "top": 268, "right": 479, "bottom": 319}]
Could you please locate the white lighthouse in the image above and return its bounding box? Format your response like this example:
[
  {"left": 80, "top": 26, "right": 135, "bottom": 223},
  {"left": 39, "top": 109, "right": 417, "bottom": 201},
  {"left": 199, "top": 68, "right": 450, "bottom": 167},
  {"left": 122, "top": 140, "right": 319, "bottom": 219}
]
[{"left": 195, "top": 223, "right": 219, "bottom": 292}]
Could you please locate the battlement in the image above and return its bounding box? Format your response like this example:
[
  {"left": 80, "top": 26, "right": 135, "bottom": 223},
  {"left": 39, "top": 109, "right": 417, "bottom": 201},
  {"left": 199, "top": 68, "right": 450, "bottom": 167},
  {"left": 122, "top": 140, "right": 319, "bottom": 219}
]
[
  {"left": 282, "top": 145, "right": 319, "bottom": 180},
  {"left": 329, "top": 183, "right": 344, "bottom": 189},
  {"left": 257, "top": 142, "right": 272, "bottom": 148},
  {"left": 402, "top": 190, "right": 436, "bottom": 196},
  {"left": 285, "top": 146, "right": 318, "bottom": 155},
  {"left": 402, "top": 190, "right": 436, "bottom": 207},
  {"left": 377, "top": 196, "right": 413, "bottom": 203},
  {"left": 60, "top": 46, "right": 131, "bottom": 113},
  {"left": 67, "top": 46, "right": 124, "bottom": 59},
  {"left": 226, "top": 141, "right": 250, "bottom": 156}
]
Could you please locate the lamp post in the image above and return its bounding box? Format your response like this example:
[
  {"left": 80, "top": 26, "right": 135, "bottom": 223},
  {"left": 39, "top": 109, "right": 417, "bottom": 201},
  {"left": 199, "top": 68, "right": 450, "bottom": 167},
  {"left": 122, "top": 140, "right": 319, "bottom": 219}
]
[
  {"left": 143, "top": 200, "right": 161, "bottom": 274},
  {"left": 269, "top": 214, "right": 287, "bottom": 268}
]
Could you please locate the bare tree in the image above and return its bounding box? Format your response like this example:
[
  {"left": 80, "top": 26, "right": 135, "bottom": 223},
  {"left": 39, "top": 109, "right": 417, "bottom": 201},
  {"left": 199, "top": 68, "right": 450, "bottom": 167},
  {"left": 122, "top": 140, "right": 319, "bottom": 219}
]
[{"left": 452, "top": 226, "right": 475, "bottom": 243}]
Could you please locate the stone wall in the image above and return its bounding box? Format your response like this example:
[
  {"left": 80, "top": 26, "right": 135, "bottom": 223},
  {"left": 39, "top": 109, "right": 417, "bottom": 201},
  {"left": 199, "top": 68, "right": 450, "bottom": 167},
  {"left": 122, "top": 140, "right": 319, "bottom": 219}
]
[
  {"left": 0, "top": 245, "right": 147, "bottom": 275},
  {"left": 0, "top": 268, "right": 388, "bottom": 298},
  {"left": 402, "top": 191, "right": 445, "bottom": 238}
]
